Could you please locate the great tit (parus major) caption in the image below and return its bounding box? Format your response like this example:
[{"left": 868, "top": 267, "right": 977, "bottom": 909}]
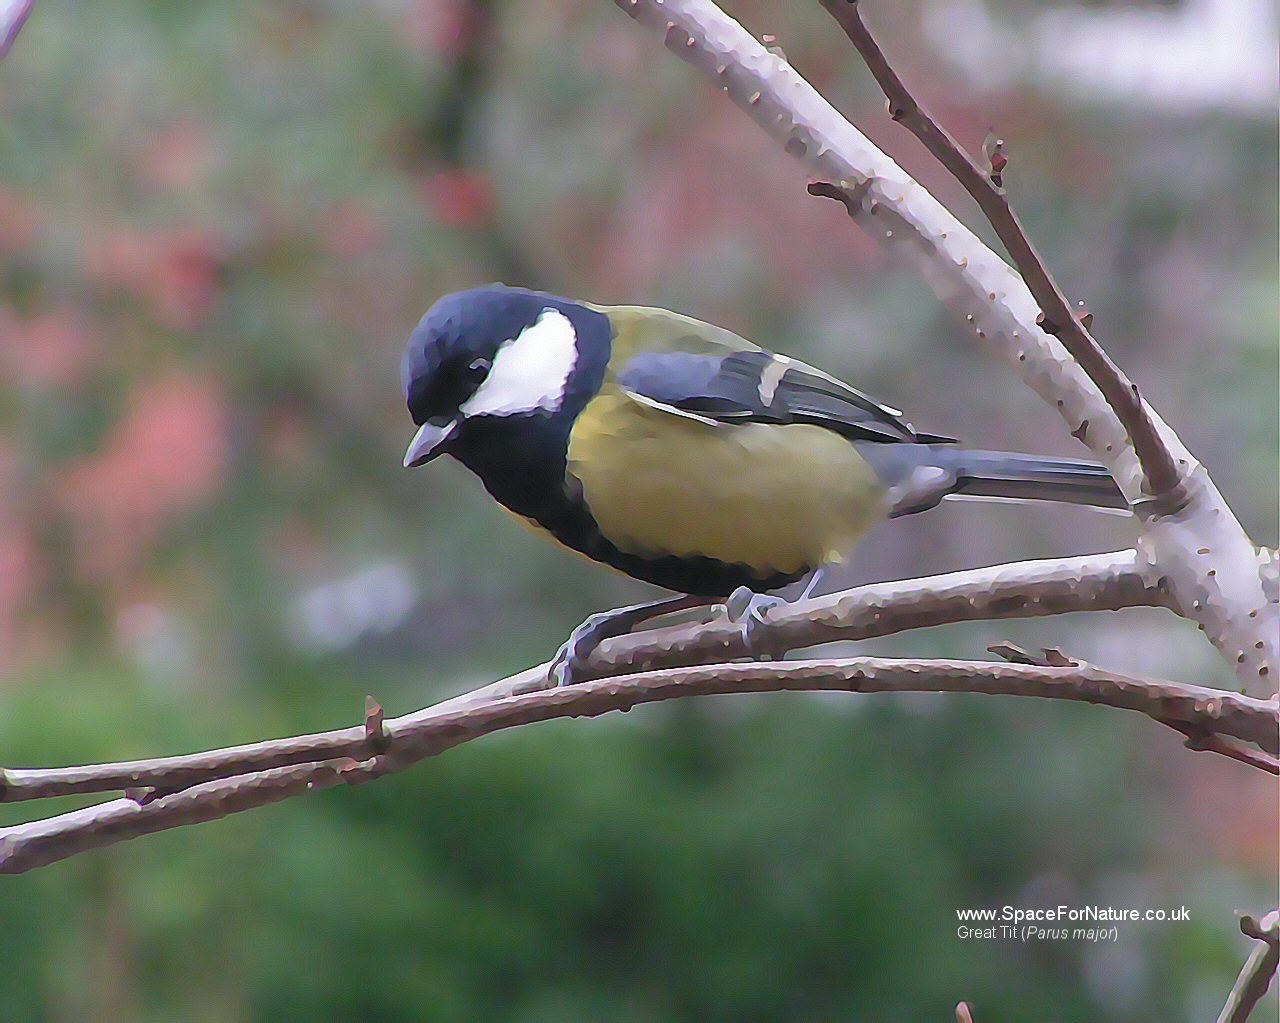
[{"left": 402, "top": 284, "right": 1126, "bottom": 684}]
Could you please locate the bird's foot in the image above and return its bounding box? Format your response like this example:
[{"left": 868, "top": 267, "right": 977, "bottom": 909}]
[
  {"left": 549, "top": 594, "right": 714, "bottom": 687},
  {"left": 724, "top": 586, "right": 788, "bottom": 661},
  {"left": 548, "top": 607, "right": 632, "bottom": 688}
]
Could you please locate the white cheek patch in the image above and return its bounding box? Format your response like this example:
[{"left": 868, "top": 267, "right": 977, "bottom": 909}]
[{"left": 461, "top": 307, "right": 579, "bottom": 418}]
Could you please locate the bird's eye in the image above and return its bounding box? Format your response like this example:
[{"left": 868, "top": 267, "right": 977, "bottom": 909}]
[{"left": 466, "top": 357, "right": 491, "bottom": 380}]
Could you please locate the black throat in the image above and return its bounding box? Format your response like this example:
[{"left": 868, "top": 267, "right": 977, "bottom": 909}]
[{"left": 449, "top": 299, "right": 610, "bottom": 534}]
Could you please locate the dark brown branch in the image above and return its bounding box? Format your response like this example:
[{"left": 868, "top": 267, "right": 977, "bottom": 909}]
[
  {"left": 3, "top": 656, "right": 1278, "bottom": 872},
  {"left": 984, "top": 642, "right": 1278, "bottom": 772},
  {"left": 0, "top": 552, "right": 1172, "bottom": 803},
  {"left": 816, "top": 0, "right": 1185, "bottom": 508},
  {"left": 0, "top": 711, "right": 380, "bottom": 803},
  {"left": 1218, "top": 911, "right": 1279, "bottom": 1023}
]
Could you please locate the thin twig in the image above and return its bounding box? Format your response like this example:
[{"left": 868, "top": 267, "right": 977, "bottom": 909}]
[
  {"left": 0, "top": 0, "right": 34, "bottom": 59},
  {"left": 0, "top": 705, "right": 388, "bottom": 802},
  {"left": 1162, "top": 722, "right": 1280, "bottom": 776},
  {"left": 3, "top": 656, "right": 1277, "bottom": 872},
  {"left": 816, "top": 0, "right": 1184, "bottom": 509},
  {"left": 1217, "top": 911, "right": 1279, "bottom": 1023}
]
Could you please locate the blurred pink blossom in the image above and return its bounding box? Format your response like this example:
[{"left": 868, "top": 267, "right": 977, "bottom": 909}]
[
  {"left": 55, "top": 372, "right": 228, "bottom": 589},
  {"left": 0, "top": 440, "right": 36, "bottom": 669},
  {"left": 140, "top": 121, "right": 215, "bottom": 192},
  {"left": 321, "top": 199, "right": 387, "bottom": 257},
  {"left": 0, "top": 185, "right": 40, "bottom": 253},
  {"left": 86, "top": 227, "right": 224, "bottom": 331},
  {"left": 423, "top": 168, "right": 495, "bottom": 228},
  {"left": 1, "top": 308, "right": 95, "bottom": 388},
  {"left": 402, "top": 0, "right": 480, "bottom": 56}
]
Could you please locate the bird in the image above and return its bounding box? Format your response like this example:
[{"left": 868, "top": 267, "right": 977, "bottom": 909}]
[{"left": 401, "top": 284, "right": 1127, "bottom": 684}]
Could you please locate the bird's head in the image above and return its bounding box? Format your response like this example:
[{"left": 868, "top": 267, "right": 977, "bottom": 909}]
[{"left": 400, "top": 284, "right": 603, "bottom": 468}]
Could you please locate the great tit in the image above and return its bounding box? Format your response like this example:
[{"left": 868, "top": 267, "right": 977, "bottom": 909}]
[{"left": 402, "top": 284, "right": 1126, "bottom": 681}]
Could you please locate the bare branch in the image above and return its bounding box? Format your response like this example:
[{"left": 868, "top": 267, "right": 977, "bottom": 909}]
[
  {"left": 0, "top": 551, "right": 1167, "bottom": 803},
  {"left": 589, "top": 549, "right": 1166, "bottom": 677},
  {"left": 3, "top": 656, "right": 1277, "bottom": 872},
  {"left": 1218, "top": 911, "right": 1279, "bottom": 1023},
  {"left": 817, "top": 0, "right": 1183, "bottom": 507},
  {"left": 986, "top": 642, "right": 1278, "bottom": 772},
  {"left": 0, "top": 0, "right": 33, "bottom": 59},
  {"left": 0, "top": 708, "right": 386, "bottom": 803}
]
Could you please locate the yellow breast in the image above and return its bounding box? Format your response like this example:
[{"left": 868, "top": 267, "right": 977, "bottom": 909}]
[{"left": 565, "top": 389, "right": 885, "bottom": 576}]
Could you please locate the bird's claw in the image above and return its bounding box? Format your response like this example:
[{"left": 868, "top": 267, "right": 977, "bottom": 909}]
[
  {"left": 548, "top": 609, "right": 613, "bottom": 687},
  {"left": 548, "top": 594, "right": 716, "bottom": 687},
  {"left": 725, "top": 586, "right": 787, "bottom": 661}
]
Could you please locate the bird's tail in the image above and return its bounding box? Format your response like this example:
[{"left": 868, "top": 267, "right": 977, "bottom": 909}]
[
  {"left": 857, "top": 444, "right": 1128, "bottom": 516},
  {"left": 932, "top": 448, "right": 1128, "bottom": 509}
]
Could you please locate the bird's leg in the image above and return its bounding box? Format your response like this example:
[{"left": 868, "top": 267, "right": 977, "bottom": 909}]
[
  {"left": 550, "top": 593, "right": 720, "bottom": 687},
  {"left": 725, "top": 567, "right": 828, "bottom": 661},
  {"left": 724, "top": 587, "right": 788, "bottom": 660},
  {"left": 794, "top": 565, "right": 830, "bottom": 602}
]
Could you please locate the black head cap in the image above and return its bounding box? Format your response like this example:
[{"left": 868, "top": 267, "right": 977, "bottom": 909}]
[
  {"left": 403, "top": 285, "right": 527, "bottom": 425},
  {"left": 403, "top": 284, "right": 587, "bottom": 426}
]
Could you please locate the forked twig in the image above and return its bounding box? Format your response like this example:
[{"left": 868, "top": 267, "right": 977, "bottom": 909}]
[{"left": 816, "top": 0, "right": 1184, "bottom": 509}]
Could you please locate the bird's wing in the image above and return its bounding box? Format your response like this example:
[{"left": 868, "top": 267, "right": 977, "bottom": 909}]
[{"left": 616, "top": 348, "right": 950, "bottom": 444}]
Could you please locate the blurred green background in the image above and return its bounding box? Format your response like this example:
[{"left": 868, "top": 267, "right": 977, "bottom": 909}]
[{"left": 1, "top": 1, "right": 1276, "bottom": 1020}]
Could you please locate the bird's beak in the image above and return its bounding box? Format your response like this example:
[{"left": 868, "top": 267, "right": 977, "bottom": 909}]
[{"left": 403, "top": 420, "right": 458, "bottom": 468}]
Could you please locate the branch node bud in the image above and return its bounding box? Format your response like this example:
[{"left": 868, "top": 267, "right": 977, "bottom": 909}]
[
  {"left": 1035, "top": 312, "right": 1063, "bottom": 336},
  {"left": 808, "top": 179, "right": 873, "bottom": 219},
  {"left": 984, "top": 132, "right": 1007, "bottom": 187},
  {"left": 364, "top": 696, "right": 391, "bottom": 754}
]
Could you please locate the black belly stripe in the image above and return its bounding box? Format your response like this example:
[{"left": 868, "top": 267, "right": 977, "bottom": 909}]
[{"left": 453, "top": 414, "right": 802, "bottom": 596}]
